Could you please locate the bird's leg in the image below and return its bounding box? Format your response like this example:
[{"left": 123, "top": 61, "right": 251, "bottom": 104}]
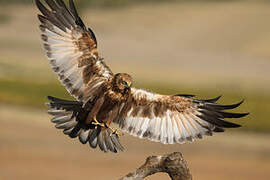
[
  {"left": 106, "top": 125, "right": 124, "bottom": 137},
  {"left": 91, "top": 117, "right": 105, "bottom": 128}
]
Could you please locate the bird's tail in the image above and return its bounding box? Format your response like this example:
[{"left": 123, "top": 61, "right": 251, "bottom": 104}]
[{"left": 46, "top": 96, "right": 124, "bottom": 153}]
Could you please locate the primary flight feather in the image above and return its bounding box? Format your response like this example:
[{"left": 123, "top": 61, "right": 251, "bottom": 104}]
[{"left": 36, "top": 0, "right": 249, "bottom": 153}]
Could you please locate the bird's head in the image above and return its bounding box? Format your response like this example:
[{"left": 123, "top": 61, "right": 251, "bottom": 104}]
[{"left": 113, "top": 73, "right": 133, "bottom": 94}]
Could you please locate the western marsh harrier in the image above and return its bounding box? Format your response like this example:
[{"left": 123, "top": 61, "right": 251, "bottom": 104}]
[{"left": 36, "top": 0, "right": 249, "bottom": 153}]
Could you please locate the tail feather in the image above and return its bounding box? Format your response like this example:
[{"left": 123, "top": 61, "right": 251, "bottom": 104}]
[
  {"left": 51, "top": 114, "right": 73, "bottom": 123},
  {"left": 110, "top": 133, "right": 124, "bottom": 151},
  {"left": 97, "top": 130, "right": 107, "bottom": 152},
  {"left": 104, "top": 130, "right": 117, "bottom": 153},
  {"left": 89, "top": 127, "right": 100, "bottom": 148},
  {"left": 68, "top": 123, "right": 81, "bottom": 138},
  {"left": 63, "top": 128, "right": 73, "bottom": 135},
  {"left": 47, "top": 96, "right": 124, "bottom": 153},
  {"left": 88, "top": 127, "right": 123, "bottom": 153},
  {"left": 55, "top": 120, "right": 77, "bottom": 129},
  {"left": 79, "top": 129, "right": 90, "bottom": 144}
]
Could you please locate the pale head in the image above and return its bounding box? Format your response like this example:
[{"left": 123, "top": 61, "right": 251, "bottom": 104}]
[{"left": 112, "top": 73, "right": 133, "bottom": 93}]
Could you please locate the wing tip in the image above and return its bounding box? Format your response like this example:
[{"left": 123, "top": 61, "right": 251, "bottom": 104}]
[
  {"left": 174, "top": 94, "right": 196, "bottom": 98},
  {"left": 204, "top": 95, "right": 222, "bottom": 103}
]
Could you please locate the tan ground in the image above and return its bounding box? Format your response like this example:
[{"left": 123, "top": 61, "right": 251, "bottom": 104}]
[{"left": 0, "top": 103, "right": 269, "bottom": 180}]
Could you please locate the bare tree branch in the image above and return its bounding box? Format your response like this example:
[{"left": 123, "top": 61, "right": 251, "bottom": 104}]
[{"left": 119, "top": 152, "right": 192, "bottom": 180}]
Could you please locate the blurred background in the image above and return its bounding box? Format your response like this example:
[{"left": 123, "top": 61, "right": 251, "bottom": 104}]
[{"left": 0, "top": 0, "right": 269, "bottom": 179}]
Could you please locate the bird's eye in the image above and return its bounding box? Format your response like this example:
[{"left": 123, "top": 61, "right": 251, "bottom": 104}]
[{"left": 122, "top": 81, "right": 128, "bottom": 86}]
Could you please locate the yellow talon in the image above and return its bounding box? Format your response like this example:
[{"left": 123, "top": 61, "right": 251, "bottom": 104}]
[
  {"left": 90, "top": 118, "right": 123, "bottom": 136},
  {"left": 91, "top": 117, "right": 105, "bottom": 127},
  {"left": 109, "top": 127, "right": 123, "bottom": 137}
]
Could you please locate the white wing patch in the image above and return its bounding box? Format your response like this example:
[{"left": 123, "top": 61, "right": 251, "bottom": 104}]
[
  {"left": 41, "top": 24, "right": 85, "bottom": 101},
  {"left": 37, "top": 0, "right": 113, "bottom": 102},
  {"left": 120, "top": 110, "right": 213, "bottom": 144},
  {"left": 131, "top": 88, "right": 157, "bottom": 102},
  {"left": 116, "top": 88, "right": 227, "bottom": 145}
]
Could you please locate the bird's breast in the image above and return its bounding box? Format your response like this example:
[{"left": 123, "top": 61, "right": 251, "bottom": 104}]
[{"left": 96, "top": 91, "right": 123, "bottom": 123}]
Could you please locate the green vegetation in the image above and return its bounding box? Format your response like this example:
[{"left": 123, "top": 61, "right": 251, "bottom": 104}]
[
  {"left": 0, "top": 13, "right": 10, "bottom": 24},
  {"left": 0, "top": 78, "right": 71, "bottom": 107},
  {"left": 0, "top": 78, "right": 269, "bottom": 133}
]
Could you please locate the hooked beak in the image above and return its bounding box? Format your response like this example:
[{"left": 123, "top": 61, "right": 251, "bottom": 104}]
[{"left": 124, "top": 84, "right": 130, "bottom": 93}]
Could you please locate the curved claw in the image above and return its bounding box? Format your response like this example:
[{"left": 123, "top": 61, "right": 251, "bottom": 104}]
[
  {"left": 91, "top": 117, "right": 105, "bottom": 128},
  {"left": 109, "top": 127, "right": 124, "bottom": 137}
]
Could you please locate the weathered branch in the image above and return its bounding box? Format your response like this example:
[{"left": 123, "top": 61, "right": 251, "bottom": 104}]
[{"left": 119, "top": 152, "right": 192, "bottom": 180}]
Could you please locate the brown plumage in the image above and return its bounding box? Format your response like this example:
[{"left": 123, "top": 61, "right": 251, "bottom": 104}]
[{"left": 36, "top": 0, "right": 249, "bottom": 153}]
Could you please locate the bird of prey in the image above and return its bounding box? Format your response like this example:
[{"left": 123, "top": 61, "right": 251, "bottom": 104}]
[{"left": 35, "top": 0, "right": 249, "bottom": 153}]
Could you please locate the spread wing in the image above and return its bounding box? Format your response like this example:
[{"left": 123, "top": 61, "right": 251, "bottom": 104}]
[
  {"left": 114, "top": 88, "right": 248, "bottom": 144},
  {"left": 36, "top": 0, "right": 113, "bottom": 102}
]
